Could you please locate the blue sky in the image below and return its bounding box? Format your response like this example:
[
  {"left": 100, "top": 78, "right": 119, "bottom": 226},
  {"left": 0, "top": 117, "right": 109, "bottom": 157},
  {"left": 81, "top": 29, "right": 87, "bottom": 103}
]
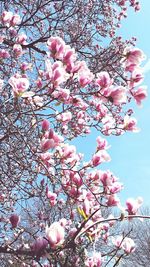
[{"left": 73, "top": 1, "right": 150, "bottom": 206}]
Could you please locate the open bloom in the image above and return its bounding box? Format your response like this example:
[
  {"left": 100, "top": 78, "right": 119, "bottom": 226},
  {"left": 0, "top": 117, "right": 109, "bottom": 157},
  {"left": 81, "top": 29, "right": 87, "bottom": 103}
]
[
  {"left": 9, "top": 74, "right": 30, "bottom": 96},
  {"left": 108, "top": 86, "right": 127, "bottom": 105},
  {"left": 92, "top": 150, "right": 111, "bottom": 167},
  {"left": 126, "top": 197, "right": 143, "bottom": 215},
  {"left": 45, "top": 221, "right": 65, "bottom": 248},
  {"left": 124, "top": 47, "right": 146, "bottom": 65},
  {"left": 132, "top": 86, "right": 147, "bottom": 106}
]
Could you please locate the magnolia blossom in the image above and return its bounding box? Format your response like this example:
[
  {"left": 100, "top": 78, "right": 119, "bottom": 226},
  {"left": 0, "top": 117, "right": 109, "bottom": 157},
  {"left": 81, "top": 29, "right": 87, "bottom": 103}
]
[
  {"left": 47, "top": 36, "right": 65, "bottom": 59},
  {"left": 113, "top": 236, "right": 135, "bottom": 254},
  {"left": 108, "top": 86, "right": 127, "bottom": 105},
  {"left": 1, "top": 11, "right": 13, "bottom": 26},
  {"left": 96, "top": 71, "right": 113, "bottom": 88},
  {"left": 8, "top": 75, "right": 30, "bottom": 96},
  {"left": 124, "top": 47, "right": 146, "bottom": 65},
  {"left": 92, "top": 150, "right": 111, "bottom": 167},
  {"left": 41, "top": 119, "right": 50, "bottom": 132},
  {"left": 132, "top": 86, "right": 147, "bottom": 105},
  {"left": 13, "top": 44, "right": 23, "bottom": 57},
  {"left": 9, "top": 214, "right": 20, "bottom": 228},
  {"left": 85, "top": 252, "right": 102, "bottom": 267},
  {"left": 123, "top": 115, "right": 140, "bottom": 132},
  {"left": 47, "top": 191, "right": 57, "bottom": 206},
  {"left": 126, "top": 197, "right": 143, "bottom": 215},
  {"left": 16, "top": 33, "right": 28, "bottom": 45},
  {"left": 45, "top": 221, "right": 65, "bottom": 248},
  {"left": 31, "top": 237, "right": 48, "bottom": 255}
]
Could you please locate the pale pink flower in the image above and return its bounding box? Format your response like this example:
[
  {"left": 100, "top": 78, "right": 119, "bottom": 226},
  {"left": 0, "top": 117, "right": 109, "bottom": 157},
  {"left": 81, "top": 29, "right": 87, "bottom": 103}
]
[
  {"left": 57, "top": 111, "right": 72, "bottom": 123},
  {"left": 112, "top": 235, "right": 123, "bottom": 248},
  {"left": 132, "top": 86, "right": 147, "bottom": 105},
  {"left": 1, "top": 11, "right": 13, "bottom": 27},
  {"left": 10, "top": 14, "right": 21, "bottom": 26},
  {"left": 96, "top": 136, "right": 110, "bottom": 150},
  {"left": 41, "top": 139, "right": 55, "bottom": 151},
  {"left": 123, "top": 115, "right": 140, "bottom": 132},
  {"left": 85, "top": 252, "right": 102, "bottom": 267},
  {"left": 124, "top": 47, "right": 146, "bottom": 65},
  {"left": 47, "top": 36, "right": 65, "bottom": 59},
  {"left": 8, "top": 75, "right": 30, "bottom": 96},
  {"left": 13, "top": 44, "right": 23, "bottom": 57},
  {"left": 96, "top": 71, "right": 113, "bottom": 88},
  {"left": 106, "top": 194, "right": 120, "bottom": 207},
  {"left": 78, "top": 69, "right": 94, "bottom": 87},
  {"left": 122, "top": 237, "right": 135, "bottom": 254},
  {"left": 92, "top": 150, "right": 111, "bottom": 167},
  {"left": 16, "top": 33, "right": 28, "bottom": 45},
  {"left": 108, "top": 86, "right": 127, "bottom": 105},
  {"left": 47, "top": 191, "right": 57, "bottom": 206},
  {"left": 45, "top": 221, "right": 65, "bottom": 248},
  {"left": 126, "top": 197, "right": 143, "bottom": 215}
]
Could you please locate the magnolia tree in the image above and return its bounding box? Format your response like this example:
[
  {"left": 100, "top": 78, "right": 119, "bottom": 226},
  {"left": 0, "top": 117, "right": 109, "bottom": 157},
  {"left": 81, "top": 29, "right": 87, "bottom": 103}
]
[{"left": 0, "top": 0, "right": 149, "bottom": 266}]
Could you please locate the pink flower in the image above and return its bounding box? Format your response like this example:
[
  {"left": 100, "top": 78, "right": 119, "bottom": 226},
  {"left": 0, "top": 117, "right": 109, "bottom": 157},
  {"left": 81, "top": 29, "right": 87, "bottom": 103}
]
[
  {"left": 41, "top": 139, "right": 55, "bottom": 151},
  {"left": 124, "top": 47, "right": 146, "bottom": 65},
  {"left": 78, "top": 69, "right": 94, "bottom": 87},
  {"left": 57, "top": 111, "right": 72, "bottom": 123},
  {"left": 47, "top": 191, "right": 57, "bottom": 206},
  {"left": 106, "top": 194, "right": 120, "bottom": 207},
  {"left": 92, "top": 150, "right": 111, "bottom": 167},
  {"left": 13, "top": 44, "right": 23, "bottom": 57},
  {"left": 85, "top": 252, "right": 102, "bottom": 267},
  {"left": 41, "top": 120, "right": 50, "bottom": 132},
  {"left": 123, "top": 116, "right": 139, "bottom": 132},
  {"left": 45, "top": 221, "right": 65, "bottom": 248},
  {"left": 1, "top": 11, "right": 13, "bottom": 27},
  {"left": 0, "top": 49, "right": 10, "bottom": 59},
  {"left": 31, "top": 237, "right": 48, "bottom": 255},
  {"left": 47, "top": 36, "right": 65, "bottom": 59},
  {"left": 126, "top": 197, "right": 143, "bottom": 215},
  {"left": 96, "top": 71, "right": 113, "bottom": 88},
  {"left": 8, "top": 75, "right": 30, "bottom": 96},
  {"left": 10, "top": 14, "right": 21, "bottom": 26},
  {"left": 96, "top": 136, "right": 109, "bottom": 150},
  {"left": 108, "top": 86, "right": 127, "bottom": 105},
  {"left": 16, "top": 33, "right": 28, "bottom": 45},
  {"left": 132, "top": 86, "right": 147, "bottom": 105},
  {"left": 9, "top": 214, "right": 20, "bottom": 228},
  {"left": 113, "top": 236, "right": 135, "bottom": 254},
  {"left": 122, "top": 237, "right": 135, "bottom": 254}
]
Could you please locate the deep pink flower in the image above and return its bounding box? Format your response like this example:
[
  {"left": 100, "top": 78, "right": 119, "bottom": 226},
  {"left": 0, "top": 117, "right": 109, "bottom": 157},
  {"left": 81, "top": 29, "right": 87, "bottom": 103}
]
[
  {"left": 9, "top": 214, "right": 20, "bottom": 228},
  {"left": 41, "top": 120, "right": 50, "bottom": 131}
]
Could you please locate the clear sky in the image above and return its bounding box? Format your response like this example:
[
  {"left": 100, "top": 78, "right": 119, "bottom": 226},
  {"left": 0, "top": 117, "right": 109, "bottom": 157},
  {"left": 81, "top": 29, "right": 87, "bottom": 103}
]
[{"left": 73, "top": 1, "right": 150, "bottom": 206}]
